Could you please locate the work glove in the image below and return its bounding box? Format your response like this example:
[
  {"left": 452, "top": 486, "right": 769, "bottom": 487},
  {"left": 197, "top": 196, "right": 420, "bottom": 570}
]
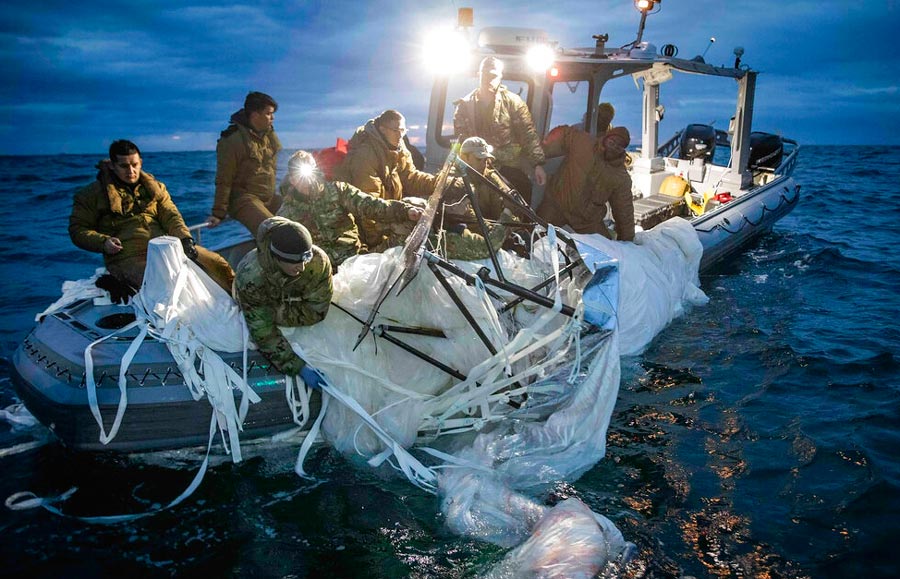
[
  {"left": 181, "top": 237, "right": 200, "bottom": 261},
  {"left": 299, "top": 365, "right": 327, "bottom": 390},
  {"left": 95, "top": 273, "right": 138, "bottom": 304}
]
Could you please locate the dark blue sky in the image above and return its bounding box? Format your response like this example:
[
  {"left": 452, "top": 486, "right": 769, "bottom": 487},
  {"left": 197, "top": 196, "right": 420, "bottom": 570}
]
[{"left": 2, "top": 0, "right": 897, "bottom": 155}]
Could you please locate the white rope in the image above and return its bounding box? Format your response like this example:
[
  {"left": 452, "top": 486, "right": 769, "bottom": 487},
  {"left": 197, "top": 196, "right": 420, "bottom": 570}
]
[
  {"left": 5, "top": 412, "right": 218, "bottom": 525},
  {"left": 285, "top": 375, "right": 312, "bottom": 427}
]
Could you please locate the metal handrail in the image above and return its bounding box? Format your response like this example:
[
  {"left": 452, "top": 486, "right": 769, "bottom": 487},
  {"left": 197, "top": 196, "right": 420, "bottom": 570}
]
[{"left": 187, "top": 220, "right": 212, "bottom": 245}]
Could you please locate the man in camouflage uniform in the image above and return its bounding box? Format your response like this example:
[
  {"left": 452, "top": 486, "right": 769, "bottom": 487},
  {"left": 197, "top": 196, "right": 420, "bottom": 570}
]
[
  {"left": 538, "top": 126, "right": 635, "bottom": 241},
  {"left": 456, "top": 136, "right": 518, "bottom": 220},
  {"left": 234, "top": 217, "right": 333, "bottom": 383},
  {"left": 208, "top": 91, "right": 282, "bottom": 235},
  {"left": 70, "top": 139, "right": 234, "bottom": 300},
  {"left": 453, "top": 56, "right": 547, "bottom": 205},
  {"left": 277, "top": 150, "right": 423, "bottom": 268}
]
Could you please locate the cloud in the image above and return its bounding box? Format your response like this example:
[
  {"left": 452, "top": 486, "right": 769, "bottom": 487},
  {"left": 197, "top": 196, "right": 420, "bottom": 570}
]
[
  {"left": 831, "top": 85, "right": 899, "bottom": 97},
  {"left": 1, "top": 0, "right": 898, "bottom": 154}
]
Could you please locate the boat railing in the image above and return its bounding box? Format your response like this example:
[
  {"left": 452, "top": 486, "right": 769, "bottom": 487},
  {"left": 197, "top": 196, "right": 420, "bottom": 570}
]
[
  {"left": 657, "top": 131, "right": 682, "bottom": 158},
  {"left": 188, "top": 221, "right": 211, "bottom": 245},
  {"left": 775, "top": 138, "right": 800, "bottom": 176}
]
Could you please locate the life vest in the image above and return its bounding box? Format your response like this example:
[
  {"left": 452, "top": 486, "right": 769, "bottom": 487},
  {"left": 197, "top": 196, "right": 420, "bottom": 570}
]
[{"left": 314, "top": 138, "right": 349, "bottom": 181}]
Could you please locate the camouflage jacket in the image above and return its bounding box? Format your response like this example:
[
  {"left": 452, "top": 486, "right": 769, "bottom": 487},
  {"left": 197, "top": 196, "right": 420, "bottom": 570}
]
[
  {"left": 453, "top": 86, "right": 546, "bottom": 172},
  {"left": 69, "top": 161, "right": 191, "bottom": 271},
  {"left": 234, "top": 217, "right": 333, "bottom": 375},
  {"left": 277, "top": 179, "right": 412, "bottom": 267},
  {"left": 212, "top": 109, "right": 282, "bottom": 219},
  {"left": 441, "top": 222, "right": 508, "bottom": 261}
]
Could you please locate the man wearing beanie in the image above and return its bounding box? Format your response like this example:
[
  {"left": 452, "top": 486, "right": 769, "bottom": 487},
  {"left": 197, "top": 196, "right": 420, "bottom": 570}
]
[
  {"left": 234, "top": 217, "right": 333, "bottom": 385},
  {"left": 537, "top": 118, "right": 635, "bottom": 241},
  {"left": 208, "top": 91, "right": 283, "bottom": 235}
]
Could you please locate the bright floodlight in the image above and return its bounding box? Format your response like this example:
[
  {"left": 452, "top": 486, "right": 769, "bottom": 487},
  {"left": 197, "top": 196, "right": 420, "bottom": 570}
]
[
  {"left": 423, "top": 27, "right": 471, "bottom": 75},
  {"left": 526, "top": 44, "right": 555, "bottom": 73}
]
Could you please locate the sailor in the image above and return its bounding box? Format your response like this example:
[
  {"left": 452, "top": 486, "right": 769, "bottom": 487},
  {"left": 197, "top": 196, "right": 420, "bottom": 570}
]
[
  {"left": 592, "top": 102, "right": 616, "bottom": 138},
  {"left": 207, "top": 91, "right": 282, "bottom": 235},
  {"left": 453, "top": 56, "right": 547, "bottom": 205},
  {"left": 335, "top": 110, "right": 437, "bottom": 202},
  {"left": 69, "top": 139, "right": 235, "bottom": 302},
  {"left": 334, "top": 109, "right": 460, "bottom": 250},
  {"left": 277, "top": 150, "right": 423, "bottom": 269},
  {"left": 538, "top": 125, "right": 635, "bottom": 241},
  {"left": 234, "top": 217, "right": 333, "bottom": 386},
  {"left": 456, "top": 136, "right": 515, "bottom": 220}
]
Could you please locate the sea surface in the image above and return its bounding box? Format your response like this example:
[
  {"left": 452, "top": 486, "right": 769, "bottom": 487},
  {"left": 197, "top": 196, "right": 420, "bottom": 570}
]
[{"left": 1, "top": 147, "right": 898, "bottom": 578}]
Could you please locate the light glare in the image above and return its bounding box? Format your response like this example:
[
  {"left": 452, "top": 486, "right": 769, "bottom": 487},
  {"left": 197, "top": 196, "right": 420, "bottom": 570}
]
[
  {"left": 526, "top": 44, "right": 555, "bottom": 73},
  {"left": 423, "top": 27, "right": 472, "bottom": 75}
]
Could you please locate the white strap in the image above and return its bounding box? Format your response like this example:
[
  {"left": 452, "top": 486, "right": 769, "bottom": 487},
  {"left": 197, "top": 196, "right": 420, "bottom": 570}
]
[
  {"left": 84, "top": 319, "right": 145, "bottom": 445},
  {"left": 5, "top": 411, "right": 218, "bottom": 525}
]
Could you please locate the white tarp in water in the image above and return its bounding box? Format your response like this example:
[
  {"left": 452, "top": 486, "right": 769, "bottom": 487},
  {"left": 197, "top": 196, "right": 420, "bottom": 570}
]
[
  {"left": 274, "top": 217, "right": 705, "bottom": 576},
  {"left": 67, "top": 218, "right": 704, "bottom": 573}
]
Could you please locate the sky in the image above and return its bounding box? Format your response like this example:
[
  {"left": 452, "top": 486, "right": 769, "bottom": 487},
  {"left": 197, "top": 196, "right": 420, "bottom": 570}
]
[{"left": 1, "top": 0, "right": 898, "bottom": 156}]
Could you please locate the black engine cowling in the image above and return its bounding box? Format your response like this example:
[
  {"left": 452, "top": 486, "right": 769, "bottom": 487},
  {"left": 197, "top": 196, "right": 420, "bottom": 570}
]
[
  {"left": 678, "top": 124, "right": 716, "bottom": 162},
  {"left": 748, "top": 132, "right": 784, "bottom": 170}
]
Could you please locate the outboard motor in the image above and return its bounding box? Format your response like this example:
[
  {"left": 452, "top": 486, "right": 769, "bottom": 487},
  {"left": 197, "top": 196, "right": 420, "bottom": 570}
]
[
  {"left": 678, "top": 124, "right": 716, "bottom": 162},
  {"left": 748, "top": 132, "right": 784, "bottom": 170}
]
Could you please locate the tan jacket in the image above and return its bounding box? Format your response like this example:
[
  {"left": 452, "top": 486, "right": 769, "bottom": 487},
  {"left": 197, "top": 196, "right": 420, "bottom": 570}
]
[
  {"left": 212, "top": 110, "right": 282, "bottom": 219},
  {"left": 69, "top": 162, "right": 191, "bottom": 270},
  {"left": 334, "top": 120, "right": 437, "bottom": 201},
  {"left": 538, "top": 124, "right": 634, "bottom": 240}
]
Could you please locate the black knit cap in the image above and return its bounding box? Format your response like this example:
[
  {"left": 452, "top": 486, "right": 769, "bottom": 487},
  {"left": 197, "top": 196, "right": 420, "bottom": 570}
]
[{"left": 269, "top": 222, "right": 313, "bottom": 263}]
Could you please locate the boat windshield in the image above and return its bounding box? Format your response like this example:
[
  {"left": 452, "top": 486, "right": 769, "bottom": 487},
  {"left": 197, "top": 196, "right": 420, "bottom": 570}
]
[{"left": 545, "top": 79, "right": 591, "bottom": 132}]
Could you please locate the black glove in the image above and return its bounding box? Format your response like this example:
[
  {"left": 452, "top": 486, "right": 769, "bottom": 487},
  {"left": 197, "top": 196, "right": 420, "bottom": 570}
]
[
  {"left": 95, "top": 273, "right": 138, "bottom": 304},
  {"left": 181, "top": 237, "right": 199, "bottom": 261}
]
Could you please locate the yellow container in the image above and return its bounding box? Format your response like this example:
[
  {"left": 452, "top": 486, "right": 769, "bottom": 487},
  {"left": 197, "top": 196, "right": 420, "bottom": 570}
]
[{"left": 659, "top": 175, "right": 691, "bottom": 198}]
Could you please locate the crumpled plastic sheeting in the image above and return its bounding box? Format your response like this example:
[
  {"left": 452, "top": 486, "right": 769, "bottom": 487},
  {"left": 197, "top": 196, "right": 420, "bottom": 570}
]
[
  {"left": 282, "top": 247, "right": 546, "bottom": 457},
  {"left": 35, "top": 267, "right": 109, "bottom": 321},
  {"left": 138, "top": 237, "right": 246, "bottom": 353},
  {"left": 135, "top": 237, "right": 258, "bottom": 462},
  {"left": 572, "top": 217, "right": 708, "bottom": 356},
  {"left": 436, "top": 332, "right": 633, "bottom": 572},
  {"left": 482, "top": 499, "right": 630, "bottom": 579}
]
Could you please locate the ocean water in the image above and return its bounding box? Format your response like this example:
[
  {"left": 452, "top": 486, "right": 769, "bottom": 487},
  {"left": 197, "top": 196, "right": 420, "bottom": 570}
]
[{"left": 1, "top": 146, "right": 898, "bottom": 577}]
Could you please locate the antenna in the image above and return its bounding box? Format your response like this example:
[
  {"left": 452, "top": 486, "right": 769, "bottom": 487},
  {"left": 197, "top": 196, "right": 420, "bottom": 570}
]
[{"left": 701, "top": 37, "right": 716, "bottom": 59}]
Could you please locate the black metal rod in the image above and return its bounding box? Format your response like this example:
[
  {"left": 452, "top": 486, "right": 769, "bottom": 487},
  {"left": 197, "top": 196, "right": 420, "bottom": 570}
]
[
  {"left": 374, "top": 327, "right": 469, "bottom": 382},
  {"left": 379, "top": 325, "right": 446, "bottom": 338},
  {"left": 428, "top": 252, "right": 576, "bottom": 318},
  {"left": 460, "top": 170, "right": 507, "bottom": 283},
  {"left": 498, "top": 260, "right": 583, "bottom": 314},
  {"left": 427, "top": 261, "right": 498, "bottom": 356},
  {"left": 455, "top": 158, "right": 582, "bottom": 269},
  {"left": 332, "top": 301, "right": 468, "bottom": 382}
]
